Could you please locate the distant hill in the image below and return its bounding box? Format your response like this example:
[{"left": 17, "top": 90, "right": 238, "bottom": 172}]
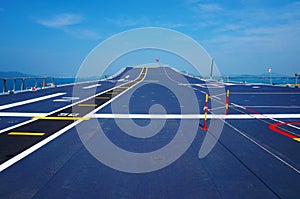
[
  {"left": 258, "top": 72, "right": 291, "bottom": 78},
  {"left": 0, "top": 71, "right": 36, "bottom": 78}
]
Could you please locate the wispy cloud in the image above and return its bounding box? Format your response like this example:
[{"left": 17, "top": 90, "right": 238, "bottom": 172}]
[
  {"left": 194, "top": 3, "right": 223, "bottom": 12},
  {"left": 107, "top": 15, "right": 151, "bottom": 27},
  {"left": 36, "top": 13, "right": 84, "bottom": 28},
  {"left": 36, "top": 13, "right": 101, "bottom": 40},
  {"left": 64, "top": 28, "right": 102, "bottom": 40},
  {"left": 185, "top": 1, "right": 300, "bottom": 74},
  {"left": 189, "top": 1, "right": 300, "bottom": 42},
  {"left": 107, "top": 15, "right": 185, "bottom": 30}
]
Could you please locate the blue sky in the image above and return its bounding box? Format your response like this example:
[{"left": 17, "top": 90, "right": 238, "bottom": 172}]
[{"left": 0, "top": 0, "right": 300, "bottom": 76}]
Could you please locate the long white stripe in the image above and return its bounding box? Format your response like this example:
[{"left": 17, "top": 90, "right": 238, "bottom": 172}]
[
  {"left": 82, "top": 84, "right": 101, "bottom": 89},
  {"left": 92, "top": 113, "right": 300, "bottom": 119},
  {"left": 0, "top": 112, "right": 47, "bottom": 117},
  {"left": 1, "top": 112, "right": 300, "bottom": 119},
  {"left": 0, "top": 93, "right": 66, "bottom": 111}
]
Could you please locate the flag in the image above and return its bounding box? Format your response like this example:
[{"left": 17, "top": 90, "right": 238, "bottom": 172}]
[{"left": 155, "top": 58, "right": 160, "bottom": 62}]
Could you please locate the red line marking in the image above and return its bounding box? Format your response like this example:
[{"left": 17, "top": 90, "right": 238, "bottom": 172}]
[
  {"left": 268, "top": 122, "right": 300, "bottom": 139},
  {"left": 245, "top": 107, "right": 262, "bottom": 115},
  {"left": 239, "top": 105, "right": 299, "bottom": 140}
]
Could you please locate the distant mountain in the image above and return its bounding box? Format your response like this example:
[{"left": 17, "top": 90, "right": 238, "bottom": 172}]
[
  {"left": 0, "top": 71, "right": 36, "bottom": 78},
  {"left": 258, "top": 72, "right": 291, "bottom": 78}
]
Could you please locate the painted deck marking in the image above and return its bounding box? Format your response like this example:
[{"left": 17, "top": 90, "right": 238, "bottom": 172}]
[
  {"left": 33, "top": 116, "right": 90, "bottom": 120},
  {"left": 106, "top": 92, "right": 119, "bottom": 95},
  {"left": 77, "top": 104, "right": 98, "bottom": 107},
  {"left": 293, "top": 138, "right": 300, "bottom": 142},
  {"left": 0, "top": 112, "right": 47, "bottom": 117},
  {"left": 0, "top": 93, "right": 66, "bottom": 110},
  {"left": 0, "top": 67, "right": 147, "bottom": 173},
  {"left": 269, "top": 122, "right": 300, "bottom": 139},
  {"left": 83, "top": 84, "right": 102, "bottom": 89},
  {"left": 8, "top": 132, "right": 45, "bottom": 136},
  {"left": 1, "top": 112, "right": 300, "bottom": 119},
  {"left": 53, "top": 97, "right": 79, "bottom": 102},
  {"left": 231, "top": 92, "right": 300, "bottom": 95},
  {"left": 91, "top": 113, "right": 300, "bottom": 119},
  {"left": 96, "top": 96, "right": 110, "bottom": 100},
  {"left": 223, "top": 119, "right": 300, "bottom": 174}
]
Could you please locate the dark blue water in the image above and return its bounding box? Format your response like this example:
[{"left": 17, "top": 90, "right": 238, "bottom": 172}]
[{"left": 224, "top": 76, "right": 297, "bottom": 85}]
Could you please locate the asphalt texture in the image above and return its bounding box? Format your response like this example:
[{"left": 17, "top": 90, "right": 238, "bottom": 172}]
[{"left": 0, "top": 66, "right": 299, "bottom": 199}]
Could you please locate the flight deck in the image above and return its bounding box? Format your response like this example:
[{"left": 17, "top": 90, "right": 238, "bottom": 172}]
[{"left": 0, "top": 66, "right": 299, "bottom": 198}]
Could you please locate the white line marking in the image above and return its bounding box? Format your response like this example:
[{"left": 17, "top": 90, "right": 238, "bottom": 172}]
[
  {"left": 0, "top": 68, "right": 147, "bottom": 172},
  {"left": 287, "top": 123, "right": 300, "bottom": 130},
  {"left": 231, "top": 92, "right": 300, "bottom": 95},
  {"left": 53, "top": 97, "right": 79, "bottom": 102},
  {"left": 0, "top": 119, "right": 82, "bottom": 173},
  {"left": 1, "top": 112, "right": 300, "bottom": 119},
  {"left": 56, "top": 80, "right": 99, "bottom": 87},
  {"left": 196, "top": 84, "right": 206, "bottom": 88},
  {"left": 245, "top": 106, "right": 300, "bottom": 109},
  {"left": 230, "top": 103, "right": 300, "bottom": 133},
  {"left": 0, "top": 76, "right": 140, "bottom": 135},
  {"left": 0, "top": 112, "right": 47, "bottom": 117},
  {"left": 224, "top": 83, "right": 236, "bottom": 86},
  {"left": 107, "top": 67, "right": 126, "bottom": 80},
  {"left": 91, "top": 113, "right": 300, "bottom": 119},
  {"left": 211, "top": 96, "right": 221, "bottom": 100},
  {"left": 0, "top": 93, "right": 66, "bottom": 111},
  {"left": 87, "top": 68, "right": 149, "bottom": 117},
  {"left": 82, "top": 84, "right": 101, "bottom": 89},
  {"left": 223, "top": 119, "right": 300, "bottom": 174},
  {"left": 231, "top": 103, "right": 246, "bottom": 110}
]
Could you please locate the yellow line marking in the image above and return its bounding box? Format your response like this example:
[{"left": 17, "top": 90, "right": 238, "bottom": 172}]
[
  {"left": 77, "top": 104, "right": 98, "bottom": 107},
  {"left": 113, "top": 89, "right": 125, "bottom": 91},
  {"left": 293, "top": 138, "right": 300, "bottom": 142},
  {"left": 33, "top": 116, "right": 90, "bottom": 120},
  {"left": 106, "top": 92, "right": 119, "bottom": 95},
  {"left": 8, "top": 132, "right": 45, "bottom": 136},
  {"left": 96, "top": 96, "right": 110, "bottom": 99}
]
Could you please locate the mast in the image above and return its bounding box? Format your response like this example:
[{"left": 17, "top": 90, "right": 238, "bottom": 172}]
[{"left": 210, "top": 58, "right": 214, "bottom": 79}]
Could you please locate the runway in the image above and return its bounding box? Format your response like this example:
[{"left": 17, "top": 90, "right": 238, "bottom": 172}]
[{"left": 0, "top": 66, "right": 299, "bottom": 198}]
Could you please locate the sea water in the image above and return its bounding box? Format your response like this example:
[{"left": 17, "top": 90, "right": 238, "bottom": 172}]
[
  {"left": 0, "top": 77, "right": 92, "bottom": 93},
  {"left": 0, "top": 75, "right": 298, "bottom": 94}
]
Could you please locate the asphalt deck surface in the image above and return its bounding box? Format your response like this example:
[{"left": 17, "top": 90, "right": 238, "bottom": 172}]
[{"left": 0, "top": 66, "right": 299, "bottom": 199}]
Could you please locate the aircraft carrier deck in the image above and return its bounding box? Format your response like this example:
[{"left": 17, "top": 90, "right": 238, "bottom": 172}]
[{"left": 0, "top": 66, "right": 299, "bottom": 198}]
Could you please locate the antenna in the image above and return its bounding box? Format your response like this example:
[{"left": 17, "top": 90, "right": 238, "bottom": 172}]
[{"left": 209, "top": 59, "right": 214, "bottom": 79}]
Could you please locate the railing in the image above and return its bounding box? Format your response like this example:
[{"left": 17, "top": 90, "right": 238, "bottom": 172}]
[
  {"left": 1, "top": 77, "right": 54, "bottom": 93},
  {"left": 197, "top": 74, "right": 299, "bottom": 87},
  {"left": 223, "top": 75, "right": 300, "bottom": 86}
]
